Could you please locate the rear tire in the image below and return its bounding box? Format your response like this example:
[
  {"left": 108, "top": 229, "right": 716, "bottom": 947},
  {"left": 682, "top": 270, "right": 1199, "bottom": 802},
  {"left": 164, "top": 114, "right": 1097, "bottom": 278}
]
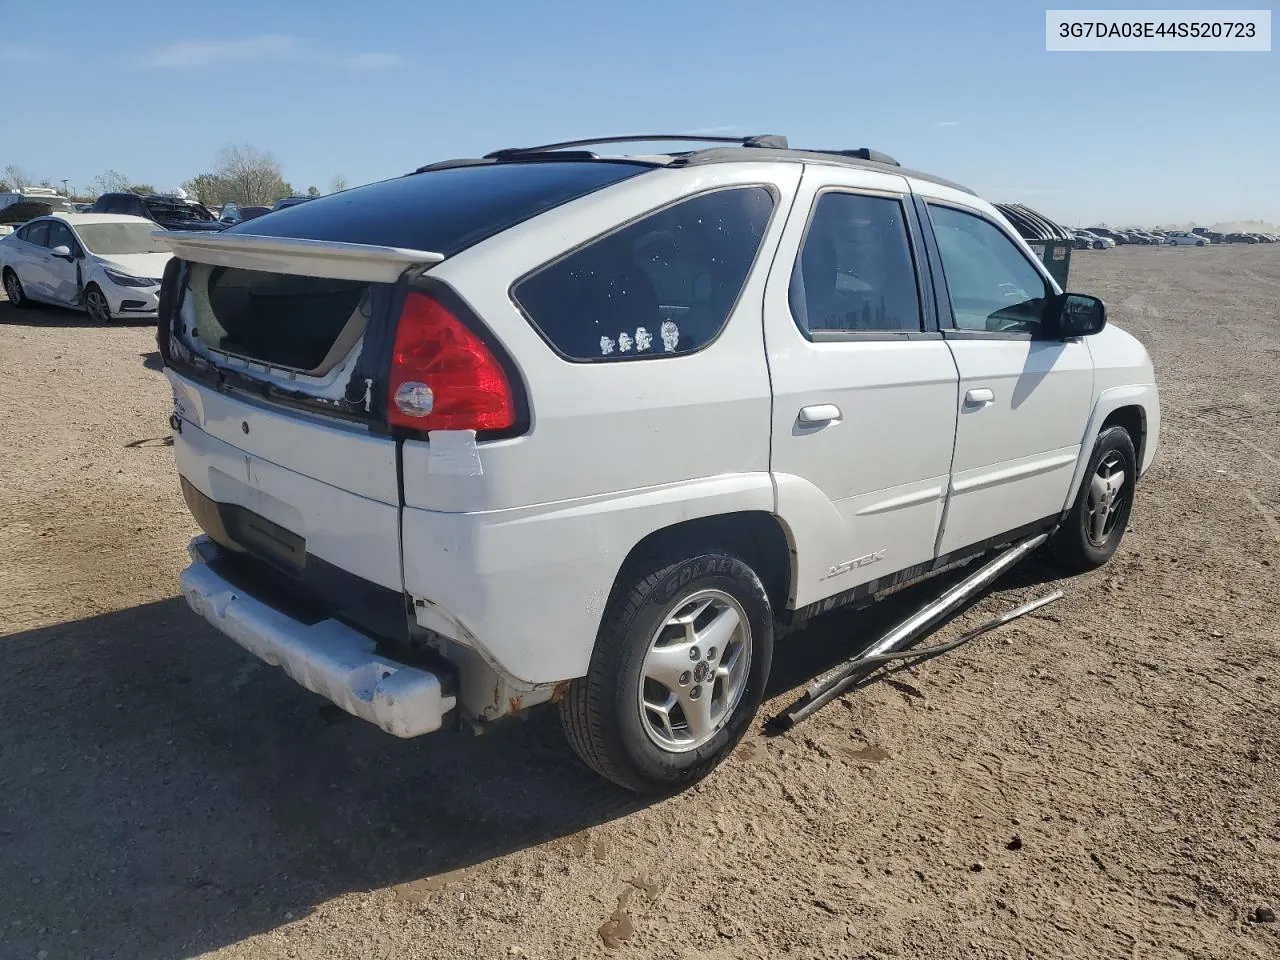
[
  {"left": 1049, "top": 426, "right": 1137, "bottom": 573},
  {"left": 3, "top": 269, "right": 31, "bottom": 308},
  {"left": 560, "top": 549, "right": 774, "bottom": 794}
]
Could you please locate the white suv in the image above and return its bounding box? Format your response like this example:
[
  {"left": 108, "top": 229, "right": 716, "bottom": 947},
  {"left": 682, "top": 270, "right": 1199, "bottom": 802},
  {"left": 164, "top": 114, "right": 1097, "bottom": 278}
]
[{"left": 158, "top": 135, "right": 1159, "bottom": 793}]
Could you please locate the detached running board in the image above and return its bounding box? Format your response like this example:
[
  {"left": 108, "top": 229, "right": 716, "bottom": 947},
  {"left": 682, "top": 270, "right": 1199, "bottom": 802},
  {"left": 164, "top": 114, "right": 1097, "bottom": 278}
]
[{"left": 770, "top": 532, "right": 1051, "bottom": 731}]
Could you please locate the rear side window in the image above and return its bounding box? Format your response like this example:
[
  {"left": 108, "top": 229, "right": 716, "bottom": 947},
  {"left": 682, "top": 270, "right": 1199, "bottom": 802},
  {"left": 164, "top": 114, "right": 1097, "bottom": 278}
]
[
  {"left": 513, "top": 187, "right": 776, "bottom": 361},
  {"left": 790, "top": 192, "right": 922, "bottom": 335},
  {"left": 229, "top": 161, "right": 650, "bottom": 256},
  {"left": 22, "top": 220, "right": 51, "bottom": 247}
]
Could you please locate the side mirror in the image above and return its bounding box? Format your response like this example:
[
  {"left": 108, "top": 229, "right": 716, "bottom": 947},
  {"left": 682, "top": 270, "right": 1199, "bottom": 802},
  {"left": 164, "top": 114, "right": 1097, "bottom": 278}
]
[
  {"left": 50, "top": 244, "right": 75, "bottom": 260},
  {"left": 1047, "top": 292, "right": 1107, "bottom": 338}
]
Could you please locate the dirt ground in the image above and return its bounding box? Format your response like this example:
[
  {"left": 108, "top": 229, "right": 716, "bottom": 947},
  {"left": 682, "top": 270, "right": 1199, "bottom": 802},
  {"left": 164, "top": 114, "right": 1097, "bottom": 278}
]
[{"left": 1, "top": 245, "right": 1277, "bottom": 960}]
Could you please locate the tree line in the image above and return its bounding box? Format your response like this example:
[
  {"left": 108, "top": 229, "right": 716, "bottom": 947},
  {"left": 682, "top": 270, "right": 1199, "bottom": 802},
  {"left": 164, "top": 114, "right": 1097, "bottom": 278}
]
[{"left": 2, "top": 146, "right": 348, "bottom": 206}]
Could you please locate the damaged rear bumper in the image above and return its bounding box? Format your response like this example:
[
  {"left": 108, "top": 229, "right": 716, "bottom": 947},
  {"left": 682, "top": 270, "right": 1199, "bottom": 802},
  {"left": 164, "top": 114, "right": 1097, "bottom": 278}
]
[{"left": 179, "top": 536, "right": 456, "bottom": 737}]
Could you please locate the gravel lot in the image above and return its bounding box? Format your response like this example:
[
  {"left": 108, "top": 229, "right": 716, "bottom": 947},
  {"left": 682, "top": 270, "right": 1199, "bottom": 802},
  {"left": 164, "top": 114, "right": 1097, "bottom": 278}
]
[{"left": 2, "top": 245, "right": 1278, "bottom": 960}]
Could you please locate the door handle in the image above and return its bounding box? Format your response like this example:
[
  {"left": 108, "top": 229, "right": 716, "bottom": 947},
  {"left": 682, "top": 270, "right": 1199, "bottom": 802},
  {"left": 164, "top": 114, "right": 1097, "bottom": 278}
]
[
  {"left": 964, "top": 388, "right": 995, "bottom": 406},
  {"left": 798, "top": 404, "right": 842, "bottom": 425}
]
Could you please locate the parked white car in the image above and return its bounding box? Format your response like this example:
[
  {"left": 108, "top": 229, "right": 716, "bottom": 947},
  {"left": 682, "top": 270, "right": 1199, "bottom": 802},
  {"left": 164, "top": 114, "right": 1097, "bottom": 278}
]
[
  {"left": 1, "top": 214, "right": 171, "bottom": 321},
  {"left": 1165, "top": 231, "right": 1208, "bottom": 246},
  {"left": 159, "top": 135, "right": 1160, "bottom": 793}
]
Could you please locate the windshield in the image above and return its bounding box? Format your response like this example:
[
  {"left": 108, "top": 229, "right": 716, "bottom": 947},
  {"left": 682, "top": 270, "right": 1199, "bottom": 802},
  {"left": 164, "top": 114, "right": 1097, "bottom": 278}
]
[
  {"left": 76, "top": 222, "right": 171, "bottom": 255},
  {"left": 144, "top": 199, "right": 214, "bottom": 222}
]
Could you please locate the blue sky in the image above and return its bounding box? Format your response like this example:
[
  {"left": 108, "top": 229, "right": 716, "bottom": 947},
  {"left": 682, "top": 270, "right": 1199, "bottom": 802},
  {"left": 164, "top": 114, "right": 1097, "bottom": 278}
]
[{"left": 3, "top": 0, "right": 1275, "bottom": 225}]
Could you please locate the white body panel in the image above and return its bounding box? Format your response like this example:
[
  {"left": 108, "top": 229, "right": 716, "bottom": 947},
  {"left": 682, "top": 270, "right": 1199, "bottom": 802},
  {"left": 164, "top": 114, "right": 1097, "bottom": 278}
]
[
  {"left": 403, "top": 474, "right": 775, "bottom": 685},
  {"left": 760, "top": 165, "right": 958, "bottom": 607},
  {"left": 400, "top": 162, "right": 799, "bottom": 513},
  {"left": 157, "top": 155, "right": 1162, "bottom": 735},
  {"left": 938, "top": 338, "right": 1093, "bottom": 553},
  {"left": 169, "top": 374, "right": 401, "bottom": 591},
  {"left": 160, "top": 231, "right": 444, "bottom": 282}
]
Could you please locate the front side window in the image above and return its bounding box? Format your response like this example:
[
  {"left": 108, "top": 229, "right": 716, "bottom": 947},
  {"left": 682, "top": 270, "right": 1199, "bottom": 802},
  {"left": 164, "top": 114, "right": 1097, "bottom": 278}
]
[
  {"left": 789, "top": 192, "right": 922, "bottom": 335},
  {"left": 22, "top": 220, "right": 51, "bottom": 247},
  {"left": 47, "top": 221, "right": 77, "bottom": 253},
  {"left": 514, "top": 187, "right": 775, "bottom": 360},
  {"left": 928, "top": 204, "right": 1050, "bottom": 334}
]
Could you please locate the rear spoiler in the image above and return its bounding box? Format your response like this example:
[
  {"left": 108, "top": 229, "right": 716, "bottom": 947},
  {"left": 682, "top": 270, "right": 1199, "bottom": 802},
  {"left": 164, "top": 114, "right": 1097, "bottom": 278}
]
[{"left": 157, "top": 231, "right": 445, "bottom": 283}]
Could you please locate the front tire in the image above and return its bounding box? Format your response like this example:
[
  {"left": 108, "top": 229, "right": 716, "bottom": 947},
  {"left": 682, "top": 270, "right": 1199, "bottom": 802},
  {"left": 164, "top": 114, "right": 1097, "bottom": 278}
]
[
  {"left": 1049, "top": 426, "right": 1137, "bottom": 573},
  {"left": 83, "top": 284, "right": 112, "bottom": 324},
  {"left": 3, "top": 268, "right": 31, "bottom": 308},
  {"left": 1197, "top": 240, "right": 1205, "bottom": 247},
  {"left": 560, "top": 550, "right": 774, "bottom": 794}
]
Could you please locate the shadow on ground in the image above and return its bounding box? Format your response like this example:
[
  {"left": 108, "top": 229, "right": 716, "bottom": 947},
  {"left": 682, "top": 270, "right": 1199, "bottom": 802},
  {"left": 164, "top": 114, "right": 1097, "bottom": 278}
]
[
  {"left": 0, "top": 298, "right": 157, "bottom": 328},
  {"left": 0, "top": 556, "right": 1066, "bottom": 959}
]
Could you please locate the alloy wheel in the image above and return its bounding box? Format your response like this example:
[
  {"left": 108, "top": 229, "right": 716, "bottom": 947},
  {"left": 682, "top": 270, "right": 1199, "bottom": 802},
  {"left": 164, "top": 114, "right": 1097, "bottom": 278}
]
[
  {"left": 3, "top": 272, "right": 22, "bottom": 304},
  {"left": 1086, "top": 450, "right": 1128, "bottom": 545},
  {"left": 638, "top": 589, "right": 752, "bottom": 753},
  {"left": 85, "top": 288, "right": 111, "bottom": 323}
]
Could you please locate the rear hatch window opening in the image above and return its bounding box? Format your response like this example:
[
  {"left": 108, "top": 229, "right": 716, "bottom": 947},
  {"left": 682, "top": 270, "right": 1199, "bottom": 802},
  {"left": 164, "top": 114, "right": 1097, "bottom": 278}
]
[
  {"left": 165, "top": 158, "right": 654, "bottom": 414},
  {"left": 182, "top": 263, "right": 380, "bottom": 380}
]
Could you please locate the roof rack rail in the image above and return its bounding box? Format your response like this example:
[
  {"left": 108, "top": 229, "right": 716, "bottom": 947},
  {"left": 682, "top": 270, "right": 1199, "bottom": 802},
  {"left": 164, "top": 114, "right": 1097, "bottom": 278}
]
[
  {"left": 481, "top": 133, "right": 788, "bottom": 160},
  {"left": 807, "top": 147, "right": 900, "bottom": 166}
]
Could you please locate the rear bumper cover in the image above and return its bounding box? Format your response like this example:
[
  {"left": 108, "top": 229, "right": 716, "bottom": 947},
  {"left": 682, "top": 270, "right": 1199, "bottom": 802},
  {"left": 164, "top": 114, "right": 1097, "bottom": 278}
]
[{"left": 180, "top": 536, "right": 456, "bottom": 737}]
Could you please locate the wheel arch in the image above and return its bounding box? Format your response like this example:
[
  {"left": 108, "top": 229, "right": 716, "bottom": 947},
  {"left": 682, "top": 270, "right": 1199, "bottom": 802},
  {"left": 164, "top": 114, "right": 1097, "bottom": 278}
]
[
  {"left": 609, "top": 511, "right": 795, "bottom": 620},
  {"left": 1101, "top": 404, "right": 1146, "bottom": 467},
  {"left": 1061, "top": 385, "right": 1159, "bottom": 513}
]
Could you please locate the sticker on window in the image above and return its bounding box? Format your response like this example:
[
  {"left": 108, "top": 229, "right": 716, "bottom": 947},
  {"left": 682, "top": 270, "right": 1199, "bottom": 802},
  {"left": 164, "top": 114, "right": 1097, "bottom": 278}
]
[{"left": 512, "top": 186, "right": 776, "bottom": 361}]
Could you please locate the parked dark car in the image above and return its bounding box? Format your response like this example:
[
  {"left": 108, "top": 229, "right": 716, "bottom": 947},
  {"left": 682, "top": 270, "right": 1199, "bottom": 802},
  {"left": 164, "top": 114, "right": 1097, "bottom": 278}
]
[
  {"left": 1191, "top": 228, "right": 1225, "bottom": 243},
  {"left": 1088, "top": 227, "right": 1130, "bottom": 245},
  {"left": 271, "top": 196, "right": 312, "bottom": 212},
  {"left": 1224, "top": 232, "right": 1259, "bottom": 244},
  {"left": 90, "top": 193, "right": 224, "bottom": 231},
  {"left": 0, "top": 200, "right": 64, "bottom": 226}
]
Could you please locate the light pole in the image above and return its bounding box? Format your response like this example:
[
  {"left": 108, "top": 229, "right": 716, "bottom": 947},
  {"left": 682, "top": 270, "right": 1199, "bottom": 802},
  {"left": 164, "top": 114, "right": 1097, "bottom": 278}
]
[{"left": 61, "top": 178, "right": 70, "bottom": 197}]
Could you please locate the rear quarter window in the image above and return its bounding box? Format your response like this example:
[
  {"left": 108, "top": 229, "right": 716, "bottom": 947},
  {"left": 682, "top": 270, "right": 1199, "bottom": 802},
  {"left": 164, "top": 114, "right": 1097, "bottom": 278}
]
[
  {"left": 227, "top": 161, "right": 650, "bottom": 256},
  {"left": 512, "top": 186, "right": 776, "bottom": 361}
]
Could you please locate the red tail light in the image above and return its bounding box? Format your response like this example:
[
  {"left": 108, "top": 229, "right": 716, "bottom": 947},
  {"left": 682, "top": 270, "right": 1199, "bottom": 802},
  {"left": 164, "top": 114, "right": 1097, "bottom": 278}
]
[{"left": 387, "top": 291, "right": 515, "bottom": 432}]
